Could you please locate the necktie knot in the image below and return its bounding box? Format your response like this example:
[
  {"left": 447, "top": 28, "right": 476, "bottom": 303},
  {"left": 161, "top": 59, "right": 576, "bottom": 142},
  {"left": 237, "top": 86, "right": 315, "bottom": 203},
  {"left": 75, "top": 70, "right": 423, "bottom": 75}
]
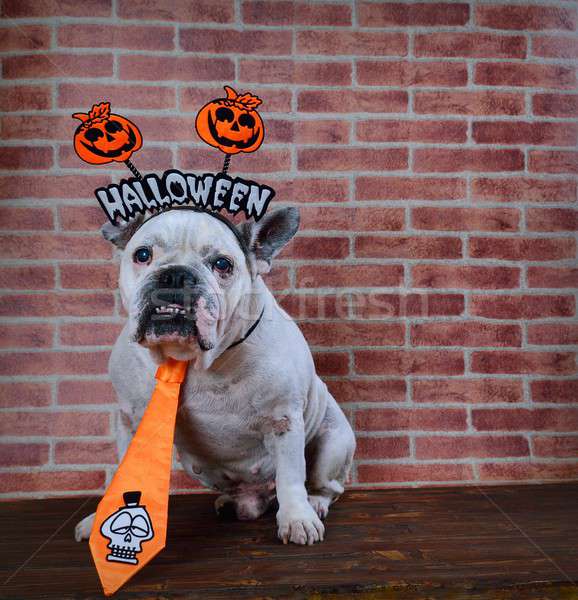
[{"left": 155, "top": 358, "right": 189, "bottom": 383}]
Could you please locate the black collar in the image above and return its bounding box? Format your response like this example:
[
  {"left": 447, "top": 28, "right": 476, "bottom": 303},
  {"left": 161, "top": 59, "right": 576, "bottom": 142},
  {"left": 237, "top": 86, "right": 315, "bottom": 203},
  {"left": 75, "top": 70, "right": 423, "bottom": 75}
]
[{"left": 226, "top": 307, "right": 265, "bottom": 351}]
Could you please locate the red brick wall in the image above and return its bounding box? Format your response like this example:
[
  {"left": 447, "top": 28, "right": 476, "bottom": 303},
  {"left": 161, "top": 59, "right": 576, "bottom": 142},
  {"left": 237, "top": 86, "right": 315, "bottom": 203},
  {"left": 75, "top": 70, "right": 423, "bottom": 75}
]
[{"left": 0, "top": 1, "right": 577, "bottom": 498}]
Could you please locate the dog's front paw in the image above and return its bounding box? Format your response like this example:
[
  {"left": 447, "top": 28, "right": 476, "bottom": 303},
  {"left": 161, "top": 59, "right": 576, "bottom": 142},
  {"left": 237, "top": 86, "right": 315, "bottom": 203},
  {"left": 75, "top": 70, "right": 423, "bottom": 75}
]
[
  {"left": 277, "top": 503, "right": 325, "bottom": 545},
  {"left": 74, "top": 512, "right": 95, "bottom": 542}
]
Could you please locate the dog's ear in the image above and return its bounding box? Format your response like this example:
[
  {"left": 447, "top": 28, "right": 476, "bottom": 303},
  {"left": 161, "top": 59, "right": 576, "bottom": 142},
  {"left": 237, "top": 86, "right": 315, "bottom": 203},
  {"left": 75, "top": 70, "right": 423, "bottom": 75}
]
[
  {"left": 101, "top": 214, "right": 145, "bottom": 250},
  {"left": 238, "top": 207, "right": 300, "bottom": 274}
]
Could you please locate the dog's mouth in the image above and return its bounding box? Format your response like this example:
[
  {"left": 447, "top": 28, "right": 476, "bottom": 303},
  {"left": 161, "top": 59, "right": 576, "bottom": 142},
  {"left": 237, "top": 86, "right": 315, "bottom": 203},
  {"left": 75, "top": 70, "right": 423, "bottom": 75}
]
[{"left": 135, "top": 297, "right": 217, "bottom": 352}]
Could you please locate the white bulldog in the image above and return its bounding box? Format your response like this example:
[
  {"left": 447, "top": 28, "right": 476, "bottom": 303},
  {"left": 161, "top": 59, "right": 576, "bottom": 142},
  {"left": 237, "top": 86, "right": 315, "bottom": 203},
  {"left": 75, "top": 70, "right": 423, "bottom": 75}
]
[{"left": 75, "top": 206, "right": 355, "bottom": 545}]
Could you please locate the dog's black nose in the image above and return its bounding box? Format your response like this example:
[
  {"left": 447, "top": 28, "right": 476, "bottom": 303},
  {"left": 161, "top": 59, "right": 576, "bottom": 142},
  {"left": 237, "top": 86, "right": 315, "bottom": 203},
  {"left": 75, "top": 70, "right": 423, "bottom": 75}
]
[{"left": 158, "top": 266, "right": 193, "bottom": 289}]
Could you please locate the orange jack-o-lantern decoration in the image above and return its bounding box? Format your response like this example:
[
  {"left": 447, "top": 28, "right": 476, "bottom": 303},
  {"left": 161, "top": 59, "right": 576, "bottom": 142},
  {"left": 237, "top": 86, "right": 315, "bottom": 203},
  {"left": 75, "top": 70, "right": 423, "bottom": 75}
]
[
  {"left": 195, "top": 86, "right": 264, "bottom": 155},
  {"left": 72, "top": 102, "right": 143, "bottom": 165}
]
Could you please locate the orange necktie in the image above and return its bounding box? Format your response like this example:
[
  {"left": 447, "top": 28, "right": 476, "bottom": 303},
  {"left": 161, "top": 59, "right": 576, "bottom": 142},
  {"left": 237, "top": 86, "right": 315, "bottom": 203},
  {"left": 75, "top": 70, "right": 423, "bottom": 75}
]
[{"left": 89, "top": 358, "right": 188, "bottom": 596}]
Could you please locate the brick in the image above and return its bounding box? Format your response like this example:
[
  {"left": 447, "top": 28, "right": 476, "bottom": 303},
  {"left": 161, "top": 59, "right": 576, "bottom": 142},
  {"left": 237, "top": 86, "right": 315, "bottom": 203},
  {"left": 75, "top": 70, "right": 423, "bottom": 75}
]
[
  {"left": 263, "top": 266, "right": 290, "bottom": 291},
  {"left": 118, "top": 0, "right": 233, "bottom": 22},
  {"left": 472, "top": 351, "right": 576, "bottom": 375},
  {"left": 529, "top": 323, "right": 578, "bottom": 346},
  {"left": 298, "top": 148, "right": 408, "bottom": 172},
  {"left": 416, "top": 435, "right": 528, "bottom": 459},
  {"left": 356, "top": 436, "right": 410, "bottom": 460},
  {"left": 473, "top": 408, "right": 578, "bottom": 431},
  {"left": 356, "top": 176, "right": 466, "bottom": 201},
  {"left": 59, "top": 206, "right": 104, "bottom": 231},
  {"left": 296, "top": 31, "right": 407, "bottom": 56},
  {"left": 0, "top": 25, "right": 50, "bottom": 51},
  {"left": 58, "top": 24, "right": 174, "bottom": 50},
  {"left": 60, "top": 322, "right": 122, "bottom": 346},
  {"left": 3, "top": 54, "right": 112, "bottom": 79},
  {"left": 240, "top": 59, "right": 351, "bottom": 86},
  {"left": 188, "top": 85, "right": 291, "bottom": 113},
  {"left": 0, "top": 323, "right": 53, "bottom": 349},
  {"left": 356, "top": 408, "right": 467, "bottom": 431},
  {"left": 413, "top": 207, "right": 519, "bottom": 232},
  {"left": 532, "top": 379, "right": 578, "bottom": 403},
  {"left": 0, "top": 471, "right": 105, "bottom": 493},
  {"left": 243, "top": 1, "right": 351, "bottom": 25},
  {"left": 0, "top": 146, "right": 52, "bottom": 170},
  {"left": 271, "top": 178, "right": 349, "bottom": 204},
  {"left": 119, "top": 55, "right": 234, "bottom": 82},
  {"left": 0, "top": 411, "right": 109, "bottom": 437},
  {"left": 0, "top": 383, "right": 51, "bottom": 408},
  {"left": 412, "top": 322, "right": 521, "bottom": 348},
  {"left": 533, "top": 93, "right": 578, "bottom": 117},
  {"left": 0, "top": 443, "right": 49, "bottom": 467},
  {"left": 0, "top": 351, "right": 109, "bottom": 376},
  {"left": 327, "top": 378, "right": 406, "bottom": 403},
  {"left": 301, "top": 321, "right": 404, "bottom": 347},
  {"left": 358, "top": 463, "right": 472, "bottom": 484},
  {"left": 356, "top": 61, "right": 467, "bottom": 87},
  {"left": 472, "top": 177, "right": 576, "bottom": 203},
  {"left": 60, "top": 83, "right": 175, "bottom": 110},
  {"left": 58, "top": 380, "right": 116, "bottom": 405},
  {"left": 476, "top": 5, "right": 577, "bottom": 31},
  {"left": 181, "top": 28, "right": 291, "bottom": 55},
  {"left": 0, "top": 292, "right": 114, "bottom": 318},
  {"left": 415, "top": 33, "right": 526, "bottom": 58},
  {"left": 312, "top": 351, "right": 349, "bottom": 376},
  {"left": 2, "top": 116, "right": 78, "bottom": 141},
  {"left": 356, "top": 235, "right": 461, "bottom": 259},
  {"left": 55, "top": 440, "right": 117, "bottom": 464},
  {"left": 412, "top": 265, "right": 519, "bottom": 289},
  {"left": 0, "top": 175, "right": 112, "bottom": 200},
  {"left": 528, "top": 267, "right": 578, "bottom": 288},
  {"left": 301, "top": 207, "right": 404, "bottom": 232},
  {"left": 293, "top": 120, "right": 350, "bottom": 145},
  {"left": 481, "top": 462, "right": 578, "bottom": 482},
  {"left": 415, "top": 91, "right": 524, "bottom": 115},
  {"left": 297, "top": 264, "right": 403, "bottom": 288},
  {"left": 475, "top": 63, "right": 576, "bottom": 89},
  {"left": 529, "top": 150, "right": 578, "bottom": 174},
  {"left": 352, "top": 293, "right": 464, "bottom": 319},
  {"left": 358, "top": 2, "right": 469, "bottom": 26},
  {"left": 533, "top": 35, "right": 578, "bottom": 59},
  {"left": 470, "top": 294, "right": 575, "bottom": 319},
  {"left": 470, "top": 237, "right": 575, "bottom": 261},
  {"left": 413, "top": 378, "right": 523, "bottom": 404},
  {"left": 170, "top": 469, "right": 203, "bottom": 490},
  {"left": 0, "top": 265, "right": 54, "bottom": 290},
  {"left": 355, "top": 349, "right": 464, "bottom": 376},
  {"left": 473, "top": 121, "right": 578, "bottom": 146},
  {"left": 179, "top": 147, "right": 290, "bottom": 174},
  {"left": 0, "top": 85, "right": 51, "bottom": 111},
  {"left": 295, "top": 236, "right": 346, "bottom": 260},
  {"left": 527, "top": 208, "right": 578, "bottom": 232},
  {"left": 2, "top": 0, "right": 111, "bottom": 17},
  {"left": 298, "top": 89, "right": 407, "bottom": 113},
  {"left": 534, "top": 436, "right": 578, "bottom": 458},
  {"left": 0, "top": 207, "right": 53, "bottom": 231},
  {"left": 414, "top": 148, "right": 524, "bottom": 173},
  {"left": 357, "top": 119, "right": 467, "bottom": 143},
  {"left": 277, "top": 294, "right": 348, "bottom": 320},
  {"left": 0, "top": 234, "right": 111, "bottom": 260},
  {"left": 60, "top": 264, "right": 118, "bottom": 290}
]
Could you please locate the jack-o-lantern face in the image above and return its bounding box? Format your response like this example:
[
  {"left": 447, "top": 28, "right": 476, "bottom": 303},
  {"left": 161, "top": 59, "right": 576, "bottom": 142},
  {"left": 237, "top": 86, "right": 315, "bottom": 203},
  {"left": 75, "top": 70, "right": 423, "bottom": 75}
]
[
  {"left": 195, "top": 86, "right": 264, "bottom": 155},
  {"left": 72, "top": 102, "right": 142, "bottom": 165}
]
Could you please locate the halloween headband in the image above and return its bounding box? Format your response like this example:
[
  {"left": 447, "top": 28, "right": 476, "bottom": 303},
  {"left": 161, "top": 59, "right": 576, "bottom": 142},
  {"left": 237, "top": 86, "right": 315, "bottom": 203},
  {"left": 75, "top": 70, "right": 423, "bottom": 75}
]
[{"left": 72, "top": 86, "right": 274, "bottom": 225}]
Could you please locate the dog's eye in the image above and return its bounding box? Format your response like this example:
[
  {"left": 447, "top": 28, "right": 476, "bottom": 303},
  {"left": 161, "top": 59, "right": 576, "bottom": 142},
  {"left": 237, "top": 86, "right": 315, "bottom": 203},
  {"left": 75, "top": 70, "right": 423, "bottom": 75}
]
[
  {"left": 212, "top": 256, "right": 233, "bottom": 275},
  {"left": 133, "top": 247, "right": 152, "bottom": 265}
]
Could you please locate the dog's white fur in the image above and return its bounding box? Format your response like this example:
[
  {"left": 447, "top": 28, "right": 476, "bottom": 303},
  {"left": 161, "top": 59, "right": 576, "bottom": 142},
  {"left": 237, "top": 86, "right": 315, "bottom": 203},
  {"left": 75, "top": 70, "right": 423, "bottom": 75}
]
[{"left": 75, "top": 208, "right": 355, "bottom": 545}]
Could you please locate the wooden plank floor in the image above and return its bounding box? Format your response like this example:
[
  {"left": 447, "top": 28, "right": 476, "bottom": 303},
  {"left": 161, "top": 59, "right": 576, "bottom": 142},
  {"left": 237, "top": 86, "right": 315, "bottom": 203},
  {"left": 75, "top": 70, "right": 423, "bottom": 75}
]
[{"left": 1, "top": 483, "right": 577, "bottom": 599}]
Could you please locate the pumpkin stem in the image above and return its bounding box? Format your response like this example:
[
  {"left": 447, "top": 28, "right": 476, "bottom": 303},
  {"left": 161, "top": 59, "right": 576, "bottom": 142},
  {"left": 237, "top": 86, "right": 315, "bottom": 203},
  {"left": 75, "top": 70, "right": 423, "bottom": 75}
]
[
  {"left": 223, "top": 85, "right": 262, "bottom": 111},
  {"left": 72, "top": 102, "right": 111, "bottom": 129}
]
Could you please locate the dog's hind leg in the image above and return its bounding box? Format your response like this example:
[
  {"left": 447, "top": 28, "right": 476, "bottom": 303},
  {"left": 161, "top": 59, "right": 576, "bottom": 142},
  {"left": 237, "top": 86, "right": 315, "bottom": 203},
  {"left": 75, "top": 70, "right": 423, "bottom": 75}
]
[{"left": 306, "top": 388, "right": 355, "bottom": 520}]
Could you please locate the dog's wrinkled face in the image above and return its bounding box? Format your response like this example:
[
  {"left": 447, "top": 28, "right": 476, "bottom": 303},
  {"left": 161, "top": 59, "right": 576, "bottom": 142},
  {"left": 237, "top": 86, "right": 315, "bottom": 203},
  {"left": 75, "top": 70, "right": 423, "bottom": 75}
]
[
  {"left": 114, "top": 211, "right": 251, "bottom": 363},
  {"left": 102, "top": 207, "right": 300, "bottom": 366}
]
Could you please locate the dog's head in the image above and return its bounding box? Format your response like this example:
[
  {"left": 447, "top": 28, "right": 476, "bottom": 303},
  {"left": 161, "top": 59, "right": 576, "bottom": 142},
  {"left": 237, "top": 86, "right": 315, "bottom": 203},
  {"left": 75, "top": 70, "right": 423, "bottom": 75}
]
[{"left": 102, "top": 207, "right": 299, "bottom": 365}]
